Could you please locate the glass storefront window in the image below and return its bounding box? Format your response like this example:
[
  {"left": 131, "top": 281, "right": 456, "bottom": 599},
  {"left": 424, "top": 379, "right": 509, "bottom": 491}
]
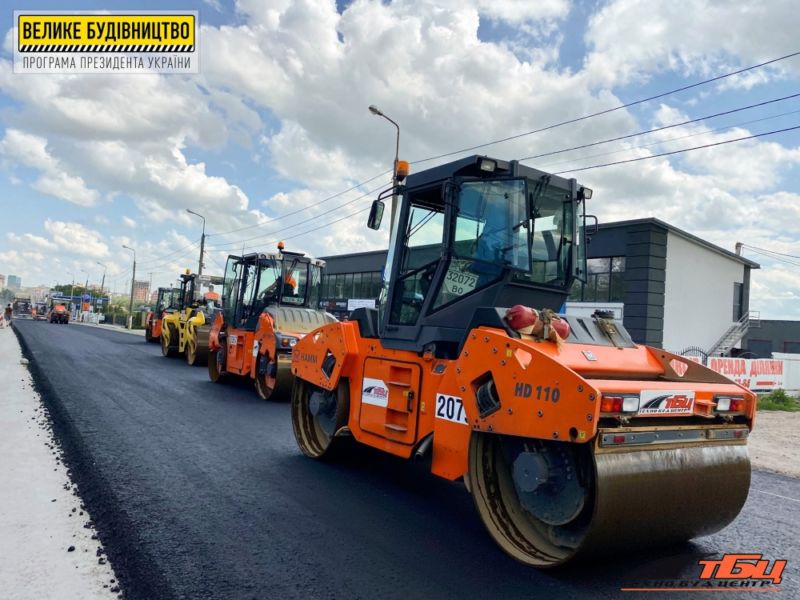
[{"left": 334, "top": 274, "right": 344, "bottom": 298}]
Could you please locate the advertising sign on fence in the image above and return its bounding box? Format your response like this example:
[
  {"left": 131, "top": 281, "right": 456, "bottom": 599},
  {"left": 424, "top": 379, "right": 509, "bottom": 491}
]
[{"left": 707, "top": 357, "right": 785, "bottom": 391}]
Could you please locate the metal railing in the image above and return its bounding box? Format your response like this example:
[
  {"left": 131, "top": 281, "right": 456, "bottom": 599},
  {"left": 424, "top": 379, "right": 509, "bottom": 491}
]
[{"left": 707, "top": 311, "right": 758, "bottom": 357}]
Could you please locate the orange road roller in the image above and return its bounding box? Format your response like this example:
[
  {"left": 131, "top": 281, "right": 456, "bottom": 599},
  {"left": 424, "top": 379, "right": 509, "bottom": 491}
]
[
  {"left": 289, "top": 155, "right": 754, "bottom": 566},
  {"left": 208, "top": 244, "right": 336, "bottom": 400}
]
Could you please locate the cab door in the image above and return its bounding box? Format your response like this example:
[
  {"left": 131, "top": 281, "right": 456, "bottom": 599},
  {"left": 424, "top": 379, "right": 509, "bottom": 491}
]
[{"left": 358, "top": 358, "right": 420, "bottom": 445}]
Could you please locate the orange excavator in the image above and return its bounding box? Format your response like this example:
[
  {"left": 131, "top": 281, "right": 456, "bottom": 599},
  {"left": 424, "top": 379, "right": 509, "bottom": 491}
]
[
  {"left": 207, "top": 243, "right": 335, "bottom": 400},
  {"left": 290, "top": 155, "right": 754, "bottom": 566}
]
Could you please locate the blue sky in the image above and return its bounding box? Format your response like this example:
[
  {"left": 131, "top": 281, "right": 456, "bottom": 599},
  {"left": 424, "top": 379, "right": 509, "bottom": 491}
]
[{"left": 0, "top": 0, "right": 799, "bottom": 323}]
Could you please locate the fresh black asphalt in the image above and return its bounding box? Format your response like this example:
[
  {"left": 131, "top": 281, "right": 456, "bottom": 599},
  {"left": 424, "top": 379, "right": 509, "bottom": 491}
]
[{"left": 13, "top": 319, "right": 800, "bottom": 600}]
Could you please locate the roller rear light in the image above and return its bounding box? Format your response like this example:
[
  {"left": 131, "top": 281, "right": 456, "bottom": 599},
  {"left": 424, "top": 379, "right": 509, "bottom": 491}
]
[
  {"left": 715, "top": 395, "right": 745, "bottom": 413},
  {"left": 600, "top": 394, "right": 639, "bottom": 414}
]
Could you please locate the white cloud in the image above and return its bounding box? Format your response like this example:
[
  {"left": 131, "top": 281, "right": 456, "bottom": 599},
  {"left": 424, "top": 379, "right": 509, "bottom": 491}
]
[
  {"left": 0, "top": 57, "right": 256, "bottom": 232},
  {"left": 43, "top": 220, "right": 109, "bottom": 258},
  {"left": 121, "top": 216, "right": 137, "bottom": 228},
  {"left": 7, "top": 232, "right": 57, "bottom": 251},
  {"left": 583, "top": 0, "right": 798, "bottom": 88},
  {"left": 477, "top": 0, "right": 569, "bottom": 24},
  {"left": 0, "top": 129, "right": 99, "bottom": 206}
]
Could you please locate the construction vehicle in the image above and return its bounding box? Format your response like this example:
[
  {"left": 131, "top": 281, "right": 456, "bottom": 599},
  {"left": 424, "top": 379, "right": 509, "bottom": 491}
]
[
  {"left": 145, "top": 287, "right": 179, "bottom": 343},
  {"left": 32, "top": 302, "right": 48, "bottom": 320},
  {"left": 208, "top": 243, "right": 335, "bottom": 400},
  {"left": 160, "top": 272, "right": 222, "bottom": 365},
  {"left": 47, "top": 298, "right": 70, "bottom": 324},
  {"left": 290, "top": 155, "right": 754, "bottom": 567},
  {"left": 12, "top": 298, "right": 32, "bottom": 318}
]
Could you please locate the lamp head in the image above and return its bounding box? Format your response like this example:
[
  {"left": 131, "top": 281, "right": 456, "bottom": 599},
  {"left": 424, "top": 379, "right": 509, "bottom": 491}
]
[{"left": 368, "top": 105, "right": 383, "bottom": 116}]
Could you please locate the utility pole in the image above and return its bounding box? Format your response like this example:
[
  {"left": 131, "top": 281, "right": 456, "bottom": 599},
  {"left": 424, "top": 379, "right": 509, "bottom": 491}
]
[
  {"left": 123, "top": 245, "right": 136, "bottom": 329},
  {"left": 186, "top": 209, "right": 206, "bottom": 276},
  {"left": 96, "top": 261, "right": 107, "bottom": 313}
]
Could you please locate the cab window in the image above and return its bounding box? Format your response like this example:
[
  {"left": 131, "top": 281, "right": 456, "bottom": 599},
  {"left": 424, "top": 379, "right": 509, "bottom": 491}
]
[{"left": 389, "top": 203, "right": 445, "bottom": 325}]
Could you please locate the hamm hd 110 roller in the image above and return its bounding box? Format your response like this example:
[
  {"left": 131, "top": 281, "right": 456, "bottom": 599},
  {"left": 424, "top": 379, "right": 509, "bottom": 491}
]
[{"left": 289, "top": 155, "right": 754, "bottom": 567}]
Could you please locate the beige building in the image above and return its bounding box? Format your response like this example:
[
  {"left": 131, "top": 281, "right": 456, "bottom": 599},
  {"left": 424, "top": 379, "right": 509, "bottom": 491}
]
[{"left": 132, "top": 280, "right": 150, "bottom": 303}]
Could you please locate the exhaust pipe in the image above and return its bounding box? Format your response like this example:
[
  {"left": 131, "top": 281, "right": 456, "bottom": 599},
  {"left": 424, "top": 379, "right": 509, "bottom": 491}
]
[{"left": 414, "top": 434, "right": 433, "bottom": 461}]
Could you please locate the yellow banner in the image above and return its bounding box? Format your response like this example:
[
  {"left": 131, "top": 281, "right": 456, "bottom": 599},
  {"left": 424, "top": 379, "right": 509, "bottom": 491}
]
[{"left": 18, "top": 14, "right": 195, "bottom": 51}]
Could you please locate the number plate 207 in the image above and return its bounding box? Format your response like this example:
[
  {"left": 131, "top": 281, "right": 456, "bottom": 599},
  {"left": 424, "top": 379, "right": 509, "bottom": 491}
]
[{"left": 435, "top": 394, "right": 468, "bottom": 425}]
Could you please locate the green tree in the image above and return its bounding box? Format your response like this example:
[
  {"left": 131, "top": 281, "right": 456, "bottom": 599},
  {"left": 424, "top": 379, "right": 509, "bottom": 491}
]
[{"left": 52, "top": 284, "right": 91, "bottom": 297}]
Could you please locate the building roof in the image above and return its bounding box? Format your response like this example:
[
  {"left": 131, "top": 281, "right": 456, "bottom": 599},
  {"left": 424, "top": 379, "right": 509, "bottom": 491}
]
[
  {"left": 319, "top": 248, "right": 386, "bottom": 261},
  {"left": 598, "top": 218, "right": 760, "bottom": 269}
]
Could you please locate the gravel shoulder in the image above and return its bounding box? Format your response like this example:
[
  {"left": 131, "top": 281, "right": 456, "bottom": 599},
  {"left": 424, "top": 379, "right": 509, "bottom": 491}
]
[
  {"left": 0, "top": 325, "right": 118, "bottom": 599},
  {"left": 748, "top": 410, "right": 800, "bottom": 478}
]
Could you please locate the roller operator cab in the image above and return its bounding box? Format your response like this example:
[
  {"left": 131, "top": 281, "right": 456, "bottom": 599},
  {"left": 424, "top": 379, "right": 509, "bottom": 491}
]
[
  {"left": 160, "top": 272, "right": 222, "bottom": 365},
  {"left": 145, "top": 287, "right": 179, "bottom": 343},
  {"left": 207, "top": 245, "right": 336, "bottom": 401},
  {"left": 290, "top": 155, "right": 755, "bottom": 567}
]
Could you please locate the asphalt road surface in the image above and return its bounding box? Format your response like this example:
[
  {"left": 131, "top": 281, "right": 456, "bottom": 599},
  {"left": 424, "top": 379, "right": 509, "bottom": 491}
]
[{"left": 13, "top": 320, "right": 800, "bottom": 600}]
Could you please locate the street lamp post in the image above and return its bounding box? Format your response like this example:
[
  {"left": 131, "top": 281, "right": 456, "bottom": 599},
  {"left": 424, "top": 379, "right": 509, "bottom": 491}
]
[
  {"left": 68, "top": 272, "right": 75, "bottom": 315},
  {"left": 122, "top": 245, "right": 136, "bottom": 329},
  {"left": 186, "top": 209, "right": 206, "bottom": 276},
  {"left": 368, "top": 105, "right": 402, "bottom": 231},
  {"left": 80, "top": 268, "right": 89, "bottom": 322},
  {"left": 96, "top": 261, "right": 107, "bottom": 313}
]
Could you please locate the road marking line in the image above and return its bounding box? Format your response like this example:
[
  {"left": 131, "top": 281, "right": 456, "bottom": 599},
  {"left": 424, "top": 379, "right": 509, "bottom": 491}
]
[{"left": 754, "top": 489, "right": 800, "bottom": 503}]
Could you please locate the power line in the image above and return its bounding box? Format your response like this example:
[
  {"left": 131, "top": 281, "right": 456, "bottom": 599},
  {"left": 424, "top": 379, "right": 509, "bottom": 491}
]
[
  {"left": 135, "top": 239, "right": 200, "bottom": 267},
  {"left": 234, "top": 206, "right": 371, "bottom": 254},
  {"left": 742, "top": 247, "right": 800, "bottom": 268},
  {"left": 206, "top": 253, "right": 227, "bottom": 272},
  {"left": 206, "top": 180, "right": 391, "bottom": 249},
  {"left": 411, "top": 50, "right": 800, "bottom": 166},
  {"left": 207, "top": 170, "right": 391, "bottom": 238},
  {"left": 518, "top": 91, "right": 800, "bottom": 162},
  {"left": 551, "top": 124, "right": 800, "bottom": 174},
  {"left": 537, "top": 107, "right": 800, "bottom": 170},
  {"left": 741, "top": 244, "right": 800, "bottom": 260},
  {"left": 199, "top": 50, "right": 800, "bottom": 243},
  {"left": 214, "top": 123, "right": 800, "bottom": 254}
]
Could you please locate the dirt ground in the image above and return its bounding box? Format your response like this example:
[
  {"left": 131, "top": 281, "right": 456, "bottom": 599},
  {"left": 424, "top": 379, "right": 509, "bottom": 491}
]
[{"left": 748, "top": 411, "right": 800, "bottom": 478}]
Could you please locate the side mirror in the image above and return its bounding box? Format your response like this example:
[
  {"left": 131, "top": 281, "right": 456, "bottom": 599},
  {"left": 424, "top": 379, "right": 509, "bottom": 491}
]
[{"left": 367, "top": 199, "right": 385, "bottom": 230}]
